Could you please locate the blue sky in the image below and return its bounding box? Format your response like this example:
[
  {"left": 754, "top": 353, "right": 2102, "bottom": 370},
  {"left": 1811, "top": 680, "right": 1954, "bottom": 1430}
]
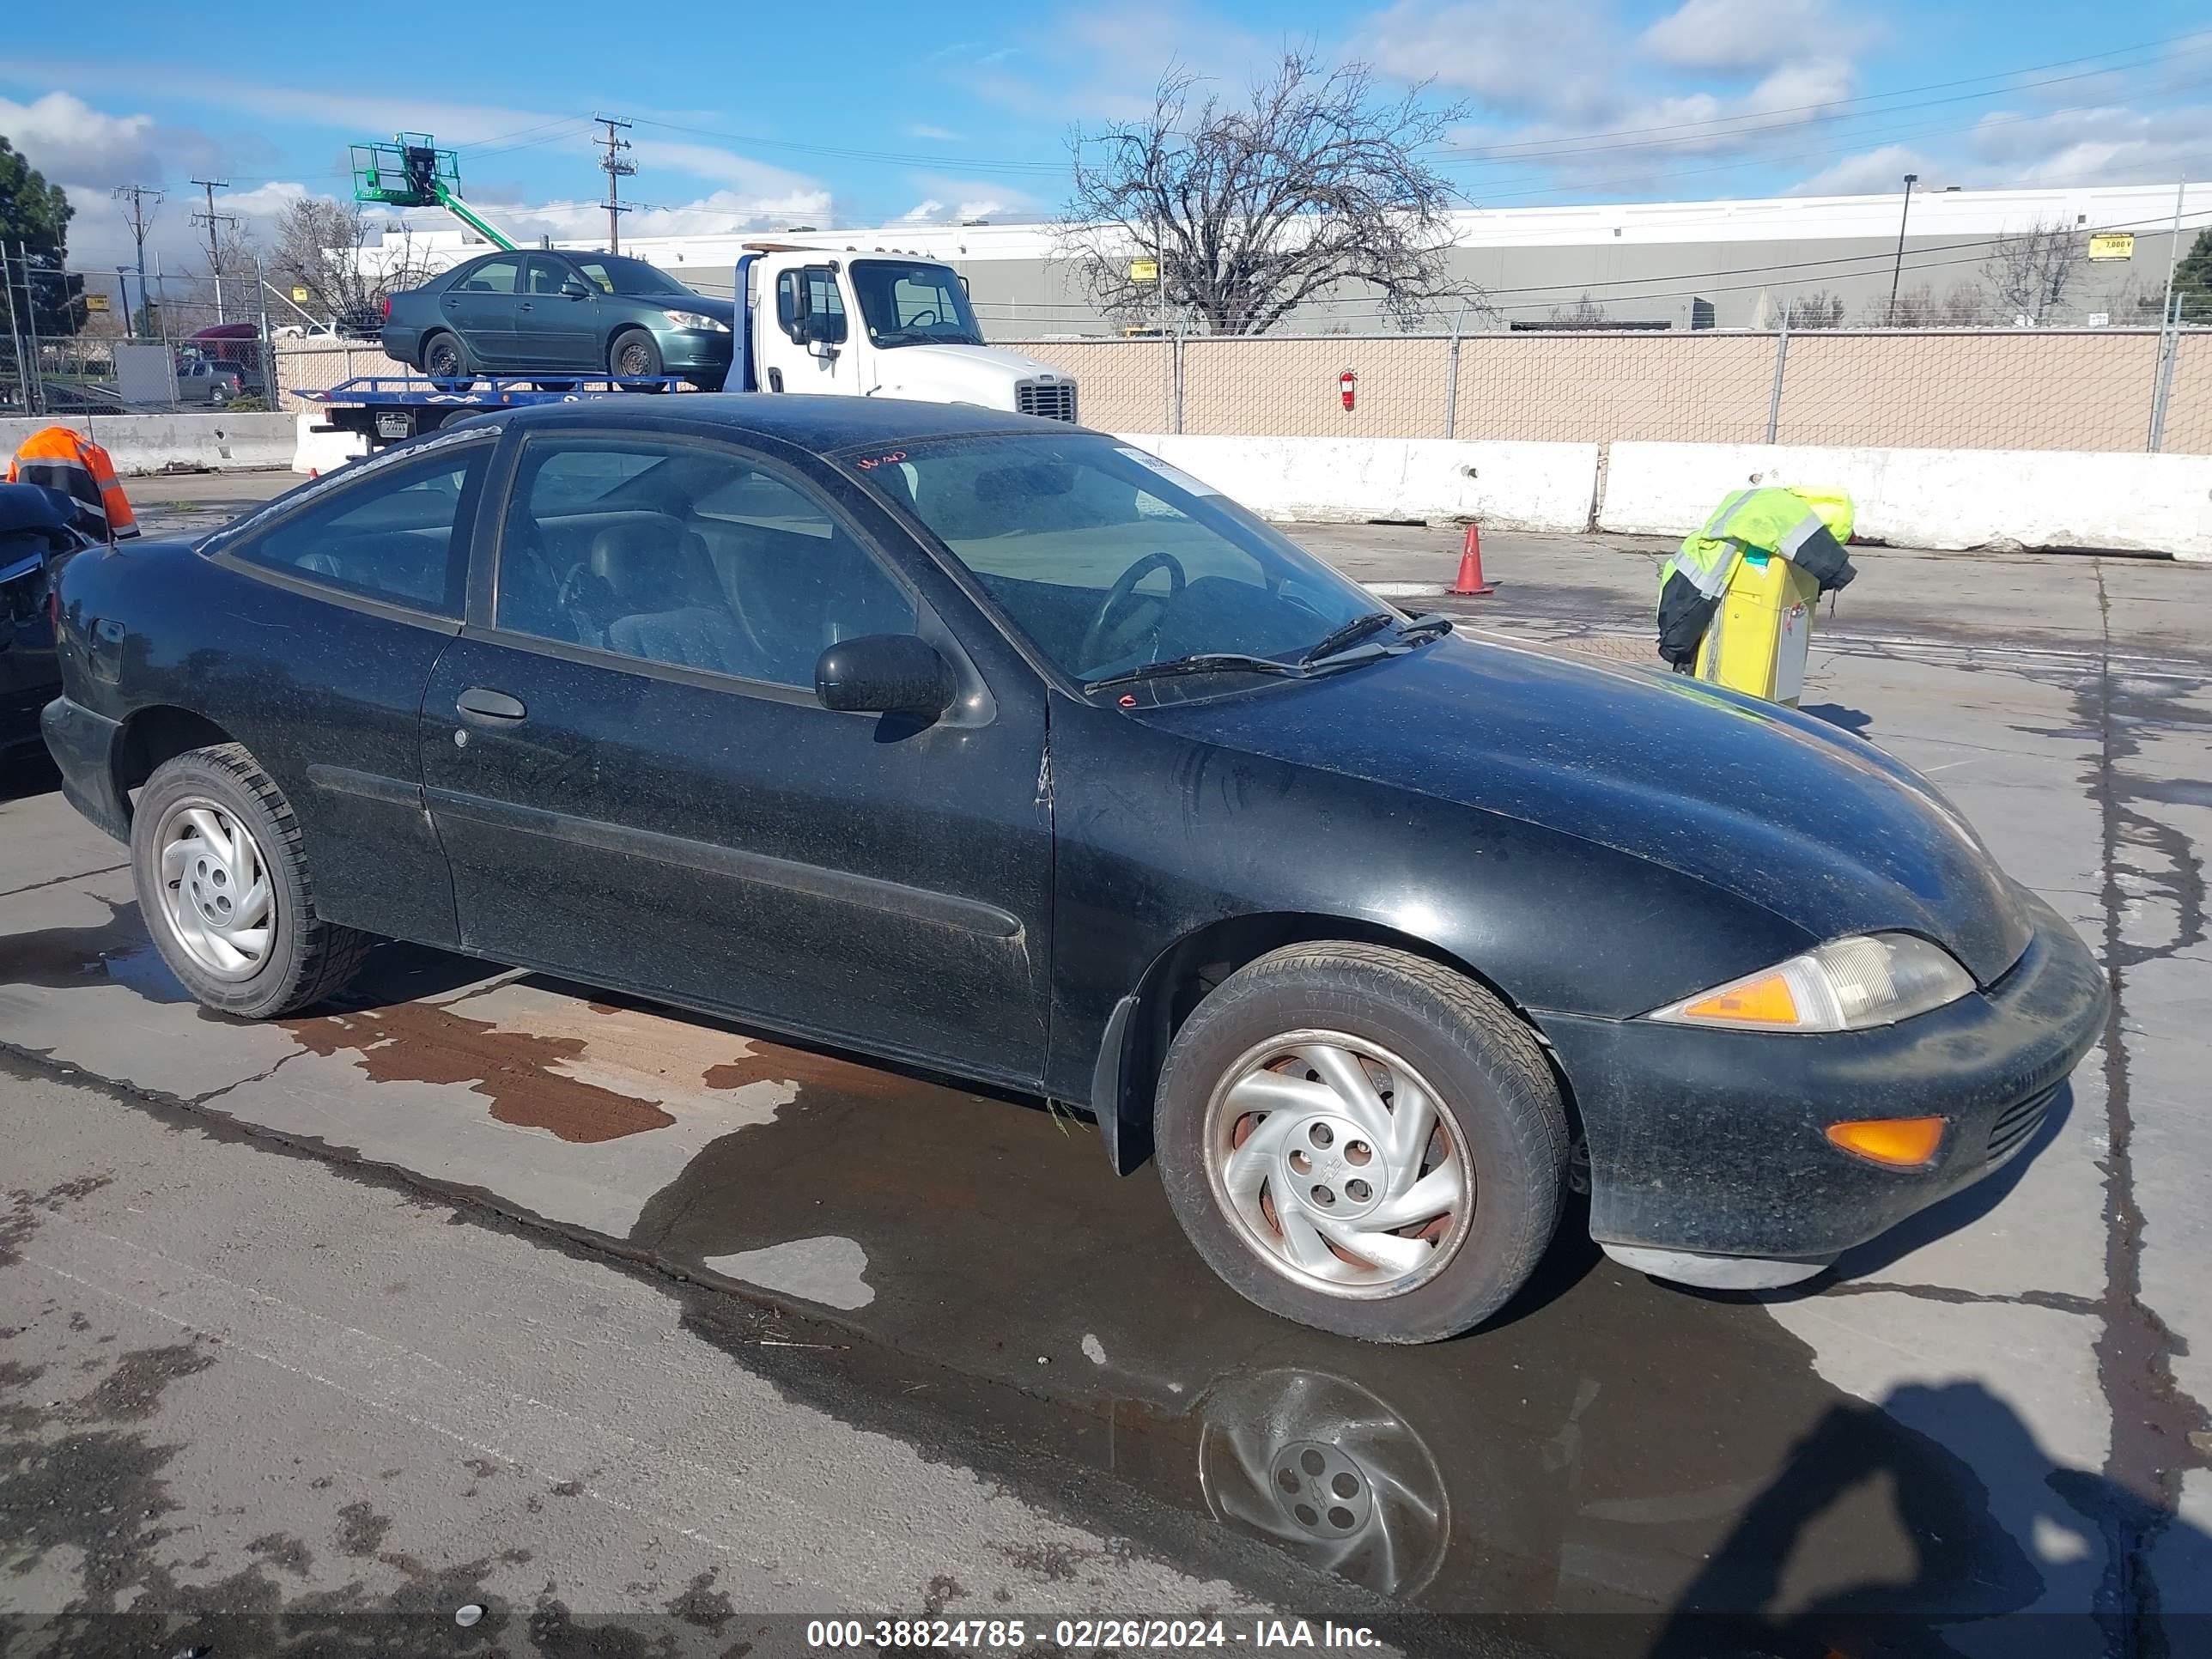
[{"left": 4, "top": 0, "right": 2209, "bottom": 270}]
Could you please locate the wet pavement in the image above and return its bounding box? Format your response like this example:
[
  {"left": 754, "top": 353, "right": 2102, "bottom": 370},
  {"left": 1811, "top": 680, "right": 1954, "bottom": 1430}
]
[{"left": 4, "top": 495, "right": 2211, "bottom": 1656}]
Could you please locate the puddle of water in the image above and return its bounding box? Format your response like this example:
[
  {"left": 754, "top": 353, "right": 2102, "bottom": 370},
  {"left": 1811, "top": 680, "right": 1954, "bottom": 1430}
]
[{"left": 626, "top": 1048, "right": 2062, "bottom": 1651}]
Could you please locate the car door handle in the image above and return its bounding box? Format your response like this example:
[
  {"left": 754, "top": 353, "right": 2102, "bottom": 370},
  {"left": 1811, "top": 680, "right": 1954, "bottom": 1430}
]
[{"left": 455, "top": 687, "right": 526, "bottom": 722}]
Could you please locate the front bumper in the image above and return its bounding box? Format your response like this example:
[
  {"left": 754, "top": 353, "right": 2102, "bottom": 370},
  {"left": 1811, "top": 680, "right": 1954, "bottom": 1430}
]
[
  {"left": 40, "top": 694, "right": 130, "bottom": 842},
  {"left": 651, "top": 328, "right": 735, "bottom": 376},
  {"left": 1538, "top": 891, "right": 2107, "bottom": 1272}
]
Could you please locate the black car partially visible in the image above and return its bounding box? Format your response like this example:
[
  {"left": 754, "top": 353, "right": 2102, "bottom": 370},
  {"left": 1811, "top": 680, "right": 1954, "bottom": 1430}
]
[{"left": 0, "top": 483, "right": 88, "bottom": 760}]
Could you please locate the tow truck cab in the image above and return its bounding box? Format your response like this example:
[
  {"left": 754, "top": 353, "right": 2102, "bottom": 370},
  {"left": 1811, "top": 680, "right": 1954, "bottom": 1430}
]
[{"left": 734, "top": 247, "right": 1078, "bottom": 422}]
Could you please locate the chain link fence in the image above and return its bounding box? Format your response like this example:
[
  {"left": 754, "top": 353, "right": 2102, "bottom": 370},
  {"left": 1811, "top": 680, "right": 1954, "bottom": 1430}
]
[
  {"left": 1, "top": 251, "right": 297, "bottom": 418},
  {"left": 1006, "top": 325, "right": 2212, "bottom": 455}
]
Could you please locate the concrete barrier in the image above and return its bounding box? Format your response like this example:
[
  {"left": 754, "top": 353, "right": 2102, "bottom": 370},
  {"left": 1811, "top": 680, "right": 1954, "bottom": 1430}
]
[
  {"left": 291, "top": 409, "right": 370, "bottom": 475},
  {"left": 1116, "top": 434, "right": 1601, "bottom": 532},
  {"left": 0, "top": 412, "right": 295, "bottom": 476},
  {"left": 1601, "top": 441, "right": 2212, "bottom": 562}
]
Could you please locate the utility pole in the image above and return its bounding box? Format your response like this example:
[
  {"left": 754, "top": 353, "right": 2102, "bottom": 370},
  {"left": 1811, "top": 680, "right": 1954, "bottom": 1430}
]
[
  {"left": 593, "top": 115, "right": 635, "bottom": 254},
  {"left": 112, "top": 184, "right": 162, "bottom": 334},
  {"left": 1886, "top": 173, "right": 1917, "bottom": 325},
  {"left": 191, "top": 177, "right": 239, "bottom": 323}
]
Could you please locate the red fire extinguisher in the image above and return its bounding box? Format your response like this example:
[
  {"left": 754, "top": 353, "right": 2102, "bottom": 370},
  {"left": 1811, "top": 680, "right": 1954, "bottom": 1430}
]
[{"left": 1340, "top": 368, "right": 1357, "bottom": 411}]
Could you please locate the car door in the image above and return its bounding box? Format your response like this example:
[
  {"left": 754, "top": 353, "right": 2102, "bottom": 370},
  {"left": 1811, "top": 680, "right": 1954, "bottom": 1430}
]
[
  {"left": 191, "top": 431, "right": 499, "bottom": 948},
  {"left": 755, "top": 264, "right": 853, "bottom": 395},
  {"left": 438, "top": 256, "right": 524, "bottom": 368},
  {"left": 419, "top": 423, "right": 1054, "bottom": 1086},
  {"left": 515, "top": 255, "right": 592, "bottom": 368}
]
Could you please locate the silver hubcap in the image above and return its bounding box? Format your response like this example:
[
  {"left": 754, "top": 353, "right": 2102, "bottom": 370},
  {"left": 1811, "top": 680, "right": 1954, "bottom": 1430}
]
[
  {"left": 1204, "top": 1030, "right": 1471, "bottom": 1299},
  {"left": 153, "top": 799, "right": 276, "bottom": 981}
]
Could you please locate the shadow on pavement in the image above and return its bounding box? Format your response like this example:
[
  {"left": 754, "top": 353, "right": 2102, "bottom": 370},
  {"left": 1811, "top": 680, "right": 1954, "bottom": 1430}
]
[{"left": 1801, "top": 702, "right": 1875, "bottom": 737}]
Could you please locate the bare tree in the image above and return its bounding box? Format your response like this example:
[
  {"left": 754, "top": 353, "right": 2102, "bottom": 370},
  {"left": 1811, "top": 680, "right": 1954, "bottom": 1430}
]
[
  {"left": 1547, "top": 293, "right": 1610, "bottom": 325},
  {"left": 271, "top": 198, "right": 442, "bottom": 330},
  {"left": 1858, "top": 281, "right": 1989, "bottom": 327},
  {"left": 1059, "top": 54, "right": 1474, "bottom": 336},
  {"left": 1784, "top": 290, "right": 1846, "bottom": 329},
  {"left": 1982, "top": 222, "right": 2086, "bottom": 325}
]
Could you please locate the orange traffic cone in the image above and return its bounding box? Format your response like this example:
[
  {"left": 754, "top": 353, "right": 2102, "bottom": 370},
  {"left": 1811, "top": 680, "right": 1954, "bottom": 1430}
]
[{"left": 1453, "top": 523, "right": 1495, "bottom": 596}]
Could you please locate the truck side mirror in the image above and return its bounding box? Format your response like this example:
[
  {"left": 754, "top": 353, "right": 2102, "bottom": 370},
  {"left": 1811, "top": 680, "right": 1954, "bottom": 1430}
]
[{"left": 804, "top": 310, "right": 845, "bottom": 356}]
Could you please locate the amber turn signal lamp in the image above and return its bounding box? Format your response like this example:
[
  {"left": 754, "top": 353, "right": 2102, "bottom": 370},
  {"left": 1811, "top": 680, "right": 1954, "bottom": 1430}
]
[
  {"left": 1679, "top": 973, "right": 1798, "bottom": 1025},
  {"left": 1826, "top": 1116, "right": 1947, "bottom": 1168}
]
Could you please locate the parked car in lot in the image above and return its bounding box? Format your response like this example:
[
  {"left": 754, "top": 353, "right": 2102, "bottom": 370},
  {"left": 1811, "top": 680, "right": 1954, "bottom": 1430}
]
[
  {"left": 39, "top": 398, "right": 2107, "bottom": 1341},
  {"left": 175, "top": 357, "right": 246, "bottom": 406},
  {"left": 2, "top": 483, "right": 89, "bottom": 760},
  {"left": 380, "top": 251, "right": 734, "bottom": 388}
]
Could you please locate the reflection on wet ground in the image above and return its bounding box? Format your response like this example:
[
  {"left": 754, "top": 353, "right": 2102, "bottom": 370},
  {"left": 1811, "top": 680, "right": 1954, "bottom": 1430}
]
[{"left": 0, "top": 908, "right": 2163, "bottom": 1656}]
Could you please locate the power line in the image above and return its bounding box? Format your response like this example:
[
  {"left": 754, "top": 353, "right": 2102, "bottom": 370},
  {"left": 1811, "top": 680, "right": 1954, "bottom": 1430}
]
[{"left": 594, "top": 114, "right": 635, "bottom": 254}]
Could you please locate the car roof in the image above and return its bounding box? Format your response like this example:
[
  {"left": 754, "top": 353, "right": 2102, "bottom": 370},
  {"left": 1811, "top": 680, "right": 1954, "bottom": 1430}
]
[{"left": 491, "top": 394, "right": 1087, "bottom": 454}]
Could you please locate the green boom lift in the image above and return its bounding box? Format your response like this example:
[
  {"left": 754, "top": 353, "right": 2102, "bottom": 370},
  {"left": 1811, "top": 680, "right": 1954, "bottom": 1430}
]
[{"left": 350, "top": 134, "right": 516, "bottom": 251}]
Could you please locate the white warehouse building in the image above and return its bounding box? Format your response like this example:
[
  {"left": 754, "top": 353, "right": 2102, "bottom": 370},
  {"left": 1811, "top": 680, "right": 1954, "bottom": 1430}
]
[{"left": 366, "top": 180, "right": 2209, "bottom": 338}]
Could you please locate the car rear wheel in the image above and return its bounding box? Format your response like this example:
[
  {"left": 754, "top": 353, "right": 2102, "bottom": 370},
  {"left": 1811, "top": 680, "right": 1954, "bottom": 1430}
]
[
  {"left": 610, "top": 329, "right": 663, "bottom": 382},
  {"left": 1155, "top": 942, "right": 1568, "bottom": 1343},
  {"left": 420, "top": 331, "right": 471, "bottom": 386},
  {"left": 131, "top": 744, "right": 373, "bottom": 1018}
]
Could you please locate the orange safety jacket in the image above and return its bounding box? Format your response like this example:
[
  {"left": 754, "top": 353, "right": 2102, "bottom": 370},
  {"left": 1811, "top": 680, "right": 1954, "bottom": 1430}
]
[{"left": 6, "top": 425, "right": 140, "bottom": 542}]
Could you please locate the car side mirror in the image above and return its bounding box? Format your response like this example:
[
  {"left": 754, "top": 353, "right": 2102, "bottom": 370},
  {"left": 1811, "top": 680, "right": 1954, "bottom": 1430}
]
[
  {"left": 815, "top": 634, "right": 954, "bottom": 720},
  {"left": 560, "top": 279, "right": 592, "bottom": 300}
]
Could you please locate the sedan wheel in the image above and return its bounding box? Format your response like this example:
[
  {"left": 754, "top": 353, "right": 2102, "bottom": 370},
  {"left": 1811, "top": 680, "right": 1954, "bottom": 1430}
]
[
  {"left": 1156, "top": 942, "right": 1568, "bottom": 1343},
  {"left": 131, "top": 743, "right": 374, "bottom": 1018},
  {"left": 153, "top": 798, "right": 276, "bottom": 981}
]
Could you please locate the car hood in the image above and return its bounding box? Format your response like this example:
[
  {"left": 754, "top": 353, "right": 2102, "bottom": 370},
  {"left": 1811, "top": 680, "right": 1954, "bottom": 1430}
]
[
  {"left": 866, "top": 343, "right": 1068, "bottom": 404},
  {"left": 642, "top": 293, "right": 738, "bottom": 325},
  {"left": 1133, "top": 632, "right": 2035, "bottom": 987}
]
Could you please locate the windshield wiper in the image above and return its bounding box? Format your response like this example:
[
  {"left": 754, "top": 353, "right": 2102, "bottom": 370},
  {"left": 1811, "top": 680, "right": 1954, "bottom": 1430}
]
[
  {"left": 1298, "top": 611, "right": 1398, "bottom": 665},
  {"left": 1297, "top": 609, "right": 1455, "bottom": 669},
  {"left": 1085, "top": 653, "right": 1310, "bottom": 695}
]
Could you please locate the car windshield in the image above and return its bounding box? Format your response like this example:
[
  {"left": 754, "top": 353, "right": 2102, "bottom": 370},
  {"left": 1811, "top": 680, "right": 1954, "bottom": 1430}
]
[
  {"left": 855, "top": 433, "right": 1414, "bottom": 689},
  {"left": 848, "top": 261, "right": 984, "bottom": 349},
  {"left": 568, "top": 255, "right": 690, "bottom": 296}
]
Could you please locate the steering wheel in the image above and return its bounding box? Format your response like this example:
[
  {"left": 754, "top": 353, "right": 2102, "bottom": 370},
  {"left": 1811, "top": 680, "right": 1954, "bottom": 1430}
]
[
  {"left": 1080, "top": 551, "right": 1186, "bottom": 672},
  {"left": 903, "top": 308, "right": 939, "bottom": 328}
]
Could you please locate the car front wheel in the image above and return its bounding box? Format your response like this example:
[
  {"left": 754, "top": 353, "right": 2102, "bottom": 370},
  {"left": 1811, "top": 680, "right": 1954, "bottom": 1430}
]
[
  {"left": 131, "top": 744, "right": 372, "bottom": 1018},
  {"left": 1156, "top": 942, "right": 1568, "bottom": 1343}
]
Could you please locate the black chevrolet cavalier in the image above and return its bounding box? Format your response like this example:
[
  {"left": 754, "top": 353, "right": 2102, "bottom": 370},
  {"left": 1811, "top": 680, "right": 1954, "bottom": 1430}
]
[{"left": 40, "top": 398, "right": 2106, "bottom": 1342}]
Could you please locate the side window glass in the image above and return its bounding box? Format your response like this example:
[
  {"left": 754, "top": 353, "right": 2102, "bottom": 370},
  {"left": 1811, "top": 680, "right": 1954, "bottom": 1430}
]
[
  {"left": 496, "top": 436, "right": 915, "bottom": 690},
  {"left": 458, "top": 258, "right": 520, "bottom": 295},
  {"left": 776, "top": 269, "right": 847, "bottom": 343},
  {"left": 526, "top": 258, "right": 570, "bottom": 296},
  {"left": 234, "top": 443, "right": 486, "bottom": 616}
]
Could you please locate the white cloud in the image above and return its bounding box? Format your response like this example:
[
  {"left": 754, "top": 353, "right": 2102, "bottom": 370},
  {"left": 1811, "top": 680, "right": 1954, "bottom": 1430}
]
[
  {"left": 1640, "top": 0, "right": 1866, "bottom": 73},
  {"left": 1362, "top": 0, "right": 1622, "bottom": 121},
  {"left": 906, "top": 124, "right": 963, "bottom": 142},
  {"left": 951, "top": 6, "right": 1266, "bottom": 124},
  {"left": 1785, "top": 143, "right": 1940, "bottom": 197},
  {"left": 896, "top": 173, "right": 1041, "bottom": 224},
  {"left": 1965, "top": 103, "right": 2212, "bottom": 185},
  {"left": 0, "top": 91, "right": 162, "bottom": 189},
  {"left": 897, "top": 198, "right": 949, "bottom": 223}
]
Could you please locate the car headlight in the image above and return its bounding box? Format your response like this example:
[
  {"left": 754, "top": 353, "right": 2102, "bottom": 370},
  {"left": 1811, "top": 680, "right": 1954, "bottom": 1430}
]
[
  {"left": 661, "top": 309, "right": 731, "bottom": 332},
  {"left": 1645, "top": 933, "right": 1974, "bottom": 1033}
]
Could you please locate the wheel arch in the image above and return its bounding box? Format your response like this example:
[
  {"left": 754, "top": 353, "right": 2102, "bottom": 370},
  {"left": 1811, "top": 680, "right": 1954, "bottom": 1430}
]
[
  {"left": 113, "top": 705, "right": 239, "bottom": 816},
  {"left": 1089, "top": 910, "right": 1578, "bottom": 1176}
]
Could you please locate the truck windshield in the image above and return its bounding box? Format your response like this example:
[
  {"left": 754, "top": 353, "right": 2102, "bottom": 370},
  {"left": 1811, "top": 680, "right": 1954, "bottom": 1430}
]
[
  {"left": 849, "top": 260, "right": 985, "bottom": 349},
  {"left": 569, "top": 255, "right": 690, "bottom": 297}
]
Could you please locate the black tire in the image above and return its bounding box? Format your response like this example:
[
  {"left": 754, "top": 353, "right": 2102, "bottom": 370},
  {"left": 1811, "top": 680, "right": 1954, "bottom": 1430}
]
[
  {"left": 1155, "top": 942, "right": 1568, "bottom": 1343},
  {"left": 131, "top": 743, "right": 373, "bottom": 1019},
  {"left": 420, "top": 331, "right": 472, "bottom": 386},
  {"left": 609, "top": 328, "right": 663, "bottom": 383}
]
